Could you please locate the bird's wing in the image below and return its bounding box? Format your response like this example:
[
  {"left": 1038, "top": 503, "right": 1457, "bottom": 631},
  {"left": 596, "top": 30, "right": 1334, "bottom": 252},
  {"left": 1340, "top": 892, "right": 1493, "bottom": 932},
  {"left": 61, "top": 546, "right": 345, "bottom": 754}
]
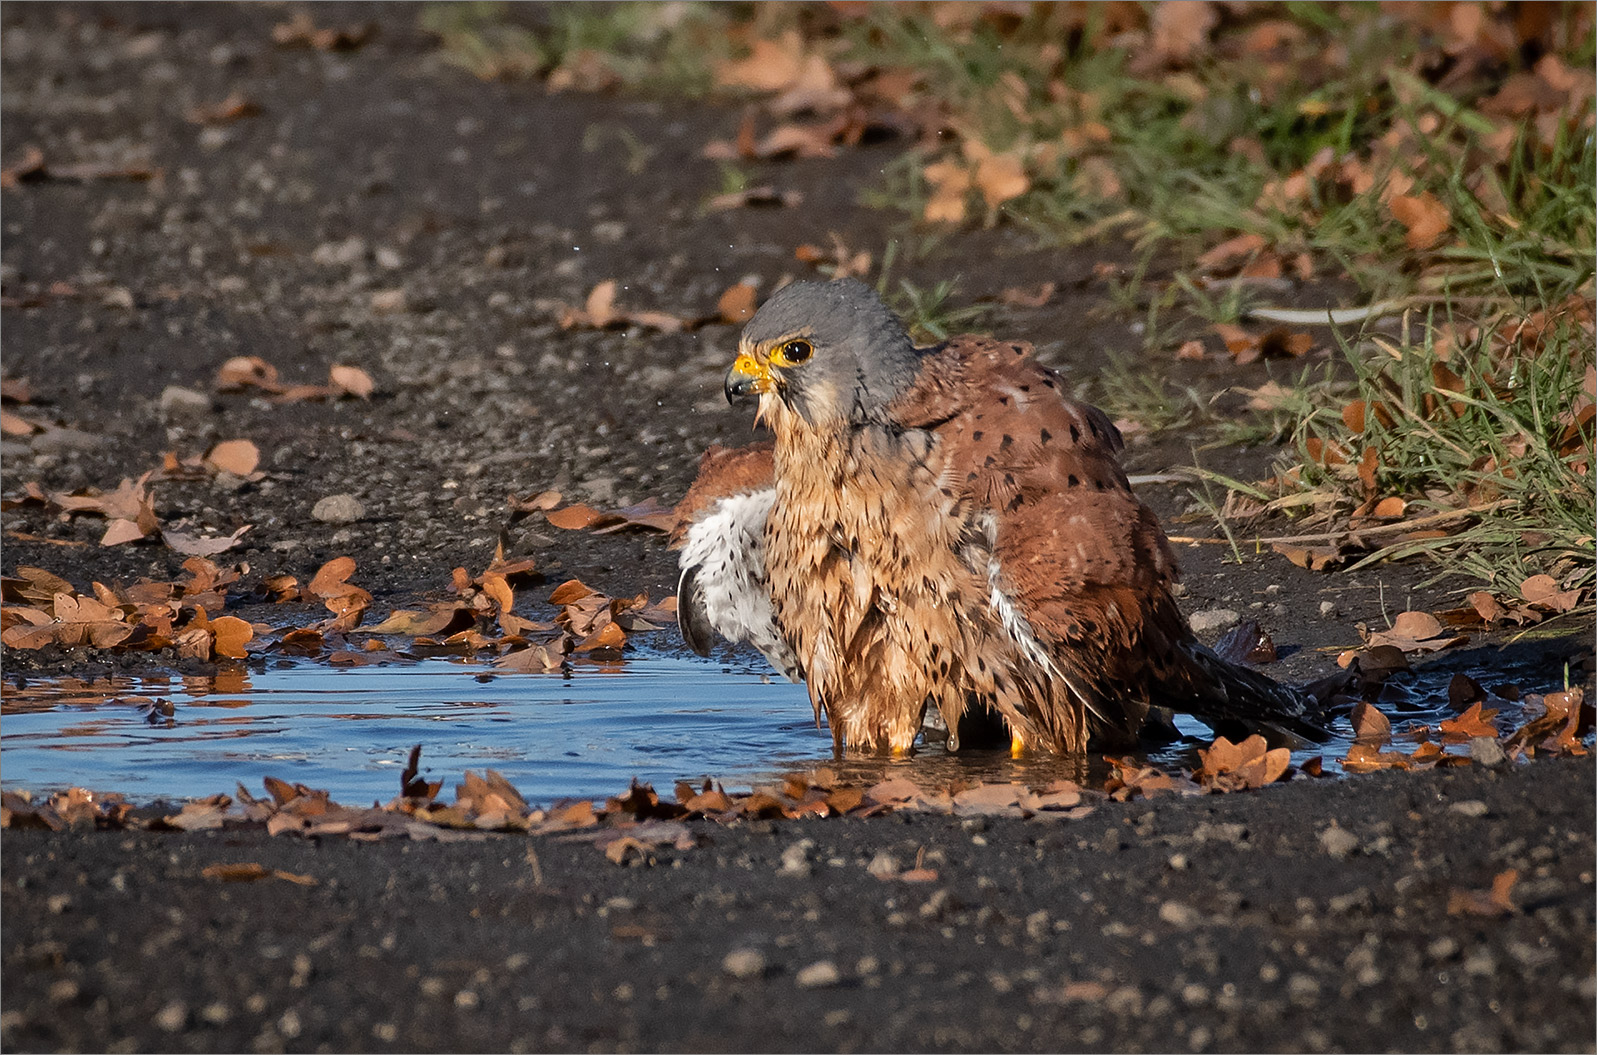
[
  {"left": 890, "top": 337, "right": 1187, "bottom": 735},
  {"left": 670, "top": 442, "right": 775, "bottom": 547},
  {"left": 670, "top": 442, "right": 802, "bottom": 681},
  {"left": 894, "top": 336, "right": 1320, "bottom": 739}
]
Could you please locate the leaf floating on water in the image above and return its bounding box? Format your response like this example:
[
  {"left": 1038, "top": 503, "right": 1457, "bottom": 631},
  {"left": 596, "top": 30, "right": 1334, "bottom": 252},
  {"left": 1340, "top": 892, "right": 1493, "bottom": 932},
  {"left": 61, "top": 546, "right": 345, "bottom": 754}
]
[
  {"left": 1350, "top": 701, "right": 1392, "bottom": 745},
  {"left": 1440, "top": 702, "right": 1500, "bottom": 741},
  {"left": 1194, "top": 734, "right": 1292, "bottom": 791}
]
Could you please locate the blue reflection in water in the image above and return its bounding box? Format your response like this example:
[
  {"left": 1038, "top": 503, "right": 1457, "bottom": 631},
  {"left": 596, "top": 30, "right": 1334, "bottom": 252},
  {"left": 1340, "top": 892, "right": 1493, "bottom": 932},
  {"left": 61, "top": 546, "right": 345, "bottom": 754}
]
[{"left": 2, "top": 655, "right": 827, "bottom": 804}]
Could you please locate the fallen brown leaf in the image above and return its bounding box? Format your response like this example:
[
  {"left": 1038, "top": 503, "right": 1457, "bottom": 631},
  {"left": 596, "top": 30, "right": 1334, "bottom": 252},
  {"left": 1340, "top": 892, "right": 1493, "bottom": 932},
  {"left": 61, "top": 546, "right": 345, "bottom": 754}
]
[
  {"left": 272, "top": 11, "right": 372, "bottom": 51},
  {"left": 1194, "top": 733, "right": 1290, "bottom": 791},
  {"left": 329, "top": 365, "right": 374, "bottom": 399},
  {"left": 994, "top": 282, "right": 1056, "bottom": 309},
  {"left": 1388, "top": 191, "right": 1451, "bottom": 250},
  {"left": 1195, "top": 232, "right": 1269, "bottom": 273},
  {"left": 204, "top": 439, "right": 260, "bottom": 476},
  {"left": 717, "top": 282, "right": 758, "bottom": 325},
  {"left": 1447, "top": 869, "right": 1517, "bottom": 917},
  {"left": 1350, "top": 701, "right": 1392, "bottom": 744},
  {"left": 186, "top": 93, "right": 260, "bottom": 125},
  {"left": 163, "top": 524, "right": 252, "bottom": 558},
  {"left": 1519, "top": 573, "right": 1581, "bottom": 613},
  {"left": 1271, "top": 541, "right": 1346, "bottom": 571},
  {"left": 1440, "top": 701, "right": 1500, "bottom": 741}
]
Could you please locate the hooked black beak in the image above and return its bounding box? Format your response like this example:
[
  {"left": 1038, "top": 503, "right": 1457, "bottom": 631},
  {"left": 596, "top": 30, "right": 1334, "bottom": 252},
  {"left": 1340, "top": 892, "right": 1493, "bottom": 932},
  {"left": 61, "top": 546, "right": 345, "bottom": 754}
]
[{"left": 724, "top": 352, "right": 770, "bottom": 404}]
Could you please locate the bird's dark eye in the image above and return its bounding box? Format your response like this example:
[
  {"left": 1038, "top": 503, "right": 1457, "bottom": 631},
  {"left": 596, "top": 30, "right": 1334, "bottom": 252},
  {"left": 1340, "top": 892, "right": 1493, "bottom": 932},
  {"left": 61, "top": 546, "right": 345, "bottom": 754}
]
[{"left": 777, "top": 339, "right": 813, "bottom": 365}]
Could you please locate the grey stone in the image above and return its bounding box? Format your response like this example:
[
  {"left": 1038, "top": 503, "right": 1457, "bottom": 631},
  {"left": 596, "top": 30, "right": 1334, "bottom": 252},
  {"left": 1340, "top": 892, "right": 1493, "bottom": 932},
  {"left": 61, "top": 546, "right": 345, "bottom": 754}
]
[
  {"left": 1469, "top": 737, "right": 1507, "bottom": 766},
  {"left": 31, "top": 427, "right": 106, "bottom": 453},
  {"left": 159, "top": 385, "right": 212, "bottom": 419},
  {"left": 1188, "top": 608, "right": 1239, "bottom": 634},
  {"left": 313, "top": 236, "right": 367, "bottom": 267},
  {"left": 154, "top": 1001, "right": 188, "bottom": 1032},
  {"left": 795, "top": 960, "right": 841, "bottom": 989},
  {"left": 865, "top": 852, "right": 899, "bottom": 879},
  {"left": 1159, "top": 901, "right": 1202, "bottom": 928},
  {"left": 1319, "top": 825, "right": 1360, "bottom": 858},
  {"left": 721, "top": 948, "right": 766, "bottom": 979},
  {"left": 312, "top": 494, "right": 365, "bottom": 524}
]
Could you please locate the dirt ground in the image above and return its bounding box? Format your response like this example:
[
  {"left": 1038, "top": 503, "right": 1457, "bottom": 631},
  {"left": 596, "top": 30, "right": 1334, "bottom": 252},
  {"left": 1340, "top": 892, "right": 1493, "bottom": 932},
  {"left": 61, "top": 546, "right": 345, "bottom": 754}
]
[{"left": 2, "top": 4, "right": 1593, "bottom": 1053}]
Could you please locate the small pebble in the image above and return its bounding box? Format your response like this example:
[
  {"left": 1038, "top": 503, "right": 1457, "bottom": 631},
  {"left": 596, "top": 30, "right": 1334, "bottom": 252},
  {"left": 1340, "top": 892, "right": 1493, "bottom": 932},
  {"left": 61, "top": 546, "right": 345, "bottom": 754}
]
[
  {"left": 31, "top": 428, "right": 106, "bottom": 454},
  {"left": 370, "top": 288, "right": 407, "bottom": 314},
  {"left": 795, "top": 960, "right": 841, "bottom": 989},
  {"left": 1319, "top": 600, "right": 1339, "bottom": 619},
  {"left": 1159, "top": 901, "right": 1201, "bottom": 928},
  {"left": 159, "top": 385, "right": 212, "bottom": 419},
  {"left": 1188, "top": 608, "right": 1239, "bottom": 634},
  {"left": 1469, "top": 737, "right": 1507, "bottom": 767},
  {"left": 865, "top": 852, "right": 899, "bottom": 879},
  {"left": 154, "top": 1000, "right": 188, "bottom": 1032},
  {"left": 1319, "top": 825, "right": 1360, "bottom": 858},
  {"left": 313, "top": 236, "right": 366, "bottom": 267},
  {"left": 778, "top": 842, "right": 811, "bottom": 876},
  {"left": 1449, "top": 799, "right": 1489, "bottom": 817},
  {"left": 721, "top": 948, "right": 766, "bottom": 979},
  {"left": 312, "top": 493, "right": 365, "bottom": 523}
]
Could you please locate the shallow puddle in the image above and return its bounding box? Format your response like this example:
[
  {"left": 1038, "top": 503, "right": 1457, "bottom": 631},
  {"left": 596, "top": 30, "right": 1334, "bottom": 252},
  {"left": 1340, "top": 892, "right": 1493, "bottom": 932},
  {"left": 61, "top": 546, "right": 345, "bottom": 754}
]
[{"left": 0, "top": 637, "right": 1576, "bottom": 805}]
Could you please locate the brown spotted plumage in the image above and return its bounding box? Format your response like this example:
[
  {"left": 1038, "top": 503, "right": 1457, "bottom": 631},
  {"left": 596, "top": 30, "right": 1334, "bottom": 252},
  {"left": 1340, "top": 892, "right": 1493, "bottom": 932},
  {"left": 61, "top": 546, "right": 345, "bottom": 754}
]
[{"left": 677, "top": 278, "right": 1324, "bottom": 754}]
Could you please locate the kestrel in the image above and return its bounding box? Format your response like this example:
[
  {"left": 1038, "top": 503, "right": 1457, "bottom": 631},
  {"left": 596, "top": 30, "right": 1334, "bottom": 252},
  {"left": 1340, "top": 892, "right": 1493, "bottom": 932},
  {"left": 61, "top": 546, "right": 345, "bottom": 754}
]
[{"left": 674, "top": 278, "right": 1324, "bottom": 755}]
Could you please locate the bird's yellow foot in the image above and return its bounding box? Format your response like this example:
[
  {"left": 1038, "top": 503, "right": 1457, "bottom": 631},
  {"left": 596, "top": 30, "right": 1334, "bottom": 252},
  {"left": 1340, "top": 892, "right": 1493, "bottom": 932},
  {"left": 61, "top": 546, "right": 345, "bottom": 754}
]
[{"left": 1010, "top": 732, "right": 1025, "bottom": 758}]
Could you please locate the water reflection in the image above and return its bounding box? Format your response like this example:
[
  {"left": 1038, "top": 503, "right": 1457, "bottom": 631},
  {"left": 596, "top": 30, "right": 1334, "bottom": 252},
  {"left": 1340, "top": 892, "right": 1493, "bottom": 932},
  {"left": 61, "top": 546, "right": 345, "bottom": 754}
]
[{"left": 0, "top": 638, "right": 1572, "bottom": 805}]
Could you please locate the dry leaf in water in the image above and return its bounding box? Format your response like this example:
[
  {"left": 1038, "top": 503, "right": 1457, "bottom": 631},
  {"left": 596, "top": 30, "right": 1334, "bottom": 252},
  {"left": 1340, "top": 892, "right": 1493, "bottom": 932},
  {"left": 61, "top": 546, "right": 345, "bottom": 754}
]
[
  {"left": 1440, "top": 701, "right": 1500, "bottom": 740},
  {"left": 1195, "top": 734, "right": 1291, "bottom": 790},
  {"left": 1350, "top": 701, "right": 1392, "bottom": 744}
]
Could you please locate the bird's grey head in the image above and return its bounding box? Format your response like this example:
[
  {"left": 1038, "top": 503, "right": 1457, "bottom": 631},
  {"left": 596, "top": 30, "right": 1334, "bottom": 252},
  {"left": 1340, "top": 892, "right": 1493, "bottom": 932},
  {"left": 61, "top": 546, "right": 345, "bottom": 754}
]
[{"left": 725, "top": 279, "right": 922, "bottom": 427}]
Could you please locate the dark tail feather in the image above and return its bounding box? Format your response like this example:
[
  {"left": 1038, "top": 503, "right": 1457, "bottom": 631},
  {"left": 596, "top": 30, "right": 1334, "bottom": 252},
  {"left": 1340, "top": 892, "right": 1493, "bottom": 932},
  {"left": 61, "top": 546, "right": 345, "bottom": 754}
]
[
  {"left": 676, "top": 564, "right": 715, "bottom": 657},
  {"left": 1177, "top": 643, "right": 1334, "bottom": 743}
]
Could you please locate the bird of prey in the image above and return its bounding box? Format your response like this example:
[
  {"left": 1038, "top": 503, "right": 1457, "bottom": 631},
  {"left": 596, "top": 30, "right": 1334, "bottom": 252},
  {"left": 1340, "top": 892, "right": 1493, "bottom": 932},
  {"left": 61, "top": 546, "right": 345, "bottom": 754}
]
[{"left": 673, "top": 278, "right": 1323, "bottom": 755}]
